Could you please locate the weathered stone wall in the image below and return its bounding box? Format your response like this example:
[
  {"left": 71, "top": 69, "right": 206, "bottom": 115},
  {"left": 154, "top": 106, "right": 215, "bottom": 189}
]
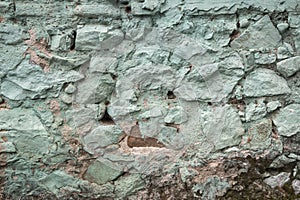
[{"left": 1, "top": 0, "right": 300, "bottom": 199}]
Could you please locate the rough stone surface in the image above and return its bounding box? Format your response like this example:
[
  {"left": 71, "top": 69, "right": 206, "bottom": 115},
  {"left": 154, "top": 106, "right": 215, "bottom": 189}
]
[
  {"left": 244, "top": 68, "right": 291, "bottom": 97},
  {"left": 273, "top": 104, "right": 300, "bottom": 137},
  {"left": 0, "top": 0, "right": 300, "bottom": 199}
]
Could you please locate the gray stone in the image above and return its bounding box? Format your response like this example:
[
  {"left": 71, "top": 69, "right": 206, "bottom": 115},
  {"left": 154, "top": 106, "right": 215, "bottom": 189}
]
[
  {"left": 269, "top": 155, "right": 296, "bottom": 168},
  {"left": 84, "top": 159, "right": 123, "bottom": 185},
  {"left": 273, "top": 104, "right": 300, "bottom": 137},
  {"left": 0, "top": 142, "right": 16, "bottom": 153},
  {"left": 277, "top": 43, "right": 294, "bottom": 60},
  {"left": 174, "top": 54, "right": 244, "bottom": 102},
  {"left": 64, "top": 84, "right": 76, "bottom": 94},
  {"left": 292, "top": 179, "right": 300, "bottom": 195},
  {"left": 239, "top": 18, "right": 250, "bottom": 28},
  {"left": 82, "top": 125, "right": 123, "bottom": 154},
  {"left": 244, "top": 68, "right": 291, "bottom": 97},
  {"left": 0, "top": 109, "right": 50, "bottom": 160},
  {"left": 76, "top": 25, "right": 109, "bottom": 51},
  {"left": 39, "top": 170, "right": 80, "bottom": 197},
  {"left": 1, "top": 58, "right": 84, "bottom": 100},
  {"left": 201, "top": 105, "right": 244, "bottom": 150},
  {"left": 254, "top": 52, "right": 276, "bottom": 64},
  {"left": 245, "top": 119, "right": 272, "bottom": 150},
  {"left": 277, "top": 23, "right": 289, "bottom": 33},
  {"left": 231, "top": 15, "right": 282, "bottom": 49},
  {"left": 60, "top": 93, "right": 73, "bottom": 104},
  {"left": 264, "top": 172, "right": 290, "bottom": 189},
  {"left": 75, "top": 73, "right": 115, "bottom": 104},
  {"left": 266, "top": 101, "right": 281, "bottom": 112},
  {"left": 277, "top": 56, "right": 300, "bottom": 77},
  {"left": 245, "top": 100, "right": 266, "bottom": 121},
  {"left": 164, "top": 106, "right": 188, "bottom": 124},
  {"left": 0, "top": 23, "right": 27, "bottom": 45},
  {"left": 74, "top": 4, "right": 120, "bottom": 18},
  {"left": 115, "top": 174, "right": 145, "bottom": 198}
]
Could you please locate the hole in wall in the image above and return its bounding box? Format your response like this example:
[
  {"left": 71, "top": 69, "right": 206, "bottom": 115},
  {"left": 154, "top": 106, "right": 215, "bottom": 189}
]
[
  {"left": 125, "top": 6, "right": 131, "bottom": 13},
  {"left": 167, "top": 91, "right": 176, "bottom": 99},
  {"left": 69, "top": 30, "right": 76, "bottom": 51},
  {"left": 100, "top": 107, "right": 115, "bottom": 125}
]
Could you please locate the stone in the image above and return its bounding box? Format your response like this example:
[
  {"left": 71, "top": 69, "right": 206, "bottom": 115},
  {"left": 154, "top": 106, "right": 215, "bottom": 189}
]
[
  {"left": 115, "top": 174, "right": 145, "bottom": 198},
  {"left": 64, "top": 84, "right": 76, "bottom": 94},
  {"left": 254, "top": 52, "right": 276, "bottom": 65},
  {"left": 273, "top": 104, "right": 300, "bottom": 137},
  {"left": 239, "top": 18, "right": 250, "bottom": 28},
  {"left": 75, "top": 73, "right": 115, "bottom": 104},
  {"left": 0, "top": 109, "right": 50, "bottom": 160},
  {"left": 39, "top": 170, "right": 80, "bottom": 197},
  {"left": 245, "top": 100, "right": 267, "bottom": 121},
  {"left": 269, "top": 155, "right": 296, "bottom": 168},
  {"left": 266, "top": 101, "right": 281, "bottom": 112},
  {"left": 245, "top": 119, "right": 272, "bottom": 150},
  {"left": 164, "top": 106, "right": 188, "bottom": 124},
  {"left": 84, "top": 159, "right": 123, "bottom": 185},
  {"left": 0, "top": 142, "right": 16, "bottom": 153},
  {"left": 76, "top": 25, "right": 109, "bottom": 51},
  {"left": 0, "top": 23, "right": 27, "bottom": 45},
  {"left": 174, "top": 54, "right": 244, "bottom": 102},
  {"left": 0, "top": 44, "right": 28, "bottom": 78},
  {"left": 243, "top": 68, "right": 291, "bottom": 97},
  {"left": 264, "top": 172, "right": 290, "bottom": 189},
  {"left": 201, "top": 105, "right": 244, "bottom": 150},
  {"left": 74, "top": 4, "right": 120, "bottom": 18},
  {"left": 277, "top": 43, "right": 294, "bottom": 60},
  {"left": 231, "top": 15, "right": 282, "bottom": 49},
  {"left": 60, "top": 93, "right": 73, "bottom": 104},
  {"left": 292, "top": 179, "right": 300, "bottom": 195},
  {"left": 1, "top": 58, "right": 84, "bottom": 100},
  {"left": 277, "top": 23, "right": 289, "bottom": 33},
  {"left": 82, "top": 125, "right": 123, "bottom": 154},
  {"left": 277, "top": 56, "right": 300, "bottom": 77}
]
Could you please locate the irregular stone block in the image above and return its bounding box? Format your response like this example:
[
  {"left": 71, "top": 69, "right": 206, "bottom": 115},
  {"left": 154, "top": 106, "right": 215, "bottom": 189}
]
[
  {"left": 292, "top": 180, "right": 300, "bottom": 195},
  {"left": 82, "top": 125, "right": 123, "bottom": 154},
  {"left": 115, "top": 174, "right": 145, "bottom": 198},
  {"left": 245, "top": 119, "right": 272, "bottom": 150},
  {"left": 273, "top": 104, "right": 300, "bottom": 137},
  {"left": 75, "top": 25, "right": 109, "bottom": 51},
  {"left": 277, "top": 56, "right": 300, "bottom": 77},
  {"left": 201, "top": 105, "right": 244, "bottom": 150},
  {"left": 245, "top": 100, "right": 266, "bottom": 121},
  {"left": 0, "top": 23, "right": 27, "bottom": 45},
  {"left": 244, "top": 68, "right": 290, "bottom": 97},
  {"left": 231, "top": 15, "right": 282, "bottom": 49},
  {"left": 0, "top": 109, "right": 51, "bottom": 159},
  {"left": 264, "top": 172, "right": 290, "bottom": 189},
  {"left": 174, "top": 54, "right": 244, "bottom": 102},
  {"left": 84, "top": 159, "right": 123, "bottom": 185},
  {"left": 74, "top": 4, "right": 120, "bottom": 18},
  {"left": 1, "top": 59, "right": 84, "bottom": 100},
  {"left": 254, "top": 52, "right": 276, "bottom": 65},
  {"left": 75, "top": 73, "right": 115, "bottom": 104},
  {"left": 39, "top": 170, "right": 80, "bottom": 197}
]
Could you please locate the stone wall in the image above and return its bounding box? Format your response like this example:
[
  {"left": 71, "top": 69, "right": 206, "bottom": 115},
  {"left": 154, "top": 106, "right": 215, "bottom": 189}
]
[{"left": 1, "top": 0, "right": 300, "bottom": 199}]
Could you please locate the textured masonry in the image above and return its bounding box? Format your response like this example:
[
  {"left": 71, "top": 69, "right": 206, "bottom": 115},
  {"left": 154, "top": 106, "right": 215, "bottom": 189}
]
[{"left": 1, "top": 0, "right": 300, "bottom": 199}]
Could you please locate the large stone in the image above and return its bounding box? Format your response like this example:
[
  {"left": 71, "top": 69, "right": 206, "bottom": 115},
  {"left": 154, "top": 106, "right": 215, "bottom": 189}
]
[
  {"left": 74, "top": 4, "right": 120, "bottom": 18},
  {"left": 245, "top": 119, "right": 272, "bottom": 150},
  {"left": 174, "top": 54, "right": 244, "bottom": 102},
  {"left": 76, "top": 25, "right": 109, "bottom": 50},
  {"left": 1, "top": 58, "right": 84, "bottom": 100},
  {"left": 277, "top": 56, "right": 300, "bottom": 77},
  {"left": 264, "top": 172, "right": 290, "bottom": 189},
  {"left": 0, "top": 109, "right": 50, "bottom": 160},
  {"left": 84, "top": 159, "right": 123, "bottom": 185},
  {"left": 201, "top": 105, "right": 244, "bottom": 150},
  {"left": 82, "top": 125, "right": 123, "bottom": 154},
  {"left": 273, "top": 104, "right": 300, "bottom": 137},
  {"left": 244, "top": 68, "right": 291, "bottom": 97},
  {"left": 115, "top": 174, "right": 145, "bottom": 198},
  {"left": 75, "top": 73, "right": 115, "bottom": 104},
  {"left": 0, "top": 23, "right": 27, "bottom": 45},
  {"left": 231, "top": 15, "right": 282, "bottom": 49}
]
